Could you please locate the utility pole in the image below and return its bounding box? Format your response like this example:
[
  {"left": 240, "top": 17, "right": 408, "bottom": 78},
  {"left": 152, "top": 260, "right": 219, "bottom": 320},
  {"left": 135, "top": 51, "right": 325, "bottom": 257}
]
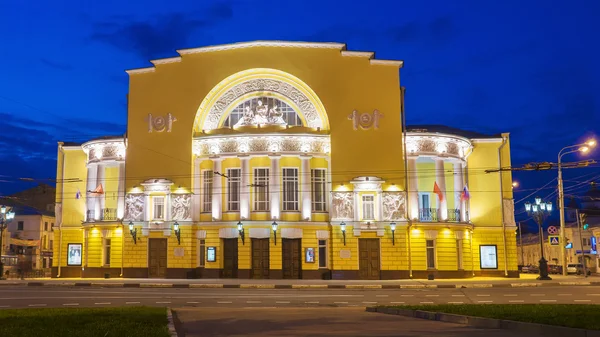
[{"left": 518, "top": 222, "right": 525, "bottom": 265}]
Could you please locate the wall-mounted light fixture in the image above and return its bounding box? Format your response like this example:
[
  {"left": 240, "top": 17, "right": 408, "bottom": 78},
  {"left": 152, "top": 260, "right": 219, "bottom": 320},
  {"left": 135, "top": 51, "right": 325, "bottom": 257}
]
[
  {"left": 272, "top": 221, "right": 278, "bottom": 245},
  {"left": 173, "top": 222, "right": 181, "bottom": 245},
  {"left": 390, "top": 222, "right": 396, "bottom": 245},
  {"left": 340, "top": 221, "right": 346, "bottom": 246},
  {"left": 128, "top": 221, "right": 137, "bottom": 244},
  {"left": 237, "top": 221, "right": 245, "bottom": 245}
]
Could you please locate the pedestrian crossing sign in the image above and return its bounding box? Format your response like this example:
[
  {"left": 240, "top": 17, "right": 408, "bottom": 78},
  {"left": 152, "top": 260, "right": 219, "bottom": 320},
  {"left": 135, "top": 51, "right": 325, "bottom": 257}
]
[{"left": 549, "top": 236, "right": 560, "bottom": 245}]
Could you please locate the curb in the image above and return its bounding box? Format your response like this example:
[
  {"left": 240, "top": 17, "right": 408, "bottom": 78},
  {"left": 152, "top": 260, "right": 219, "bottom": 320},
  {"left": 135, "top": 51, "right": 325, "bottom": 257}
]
[
  {"left": 166, "top": 308, "right": 178, "bottom": 337},
  {"left": 367, "top": 307, "right": 600, "bottom": 337}
]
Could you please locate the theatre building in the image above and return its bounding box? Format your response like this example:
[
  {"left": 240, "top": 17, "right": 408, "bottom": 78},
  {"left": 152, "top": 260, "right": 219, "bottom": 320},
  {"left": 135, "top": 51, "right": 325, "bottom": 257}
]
[{"left": 53, "top": 41, "right": 518, "bottom": 279}]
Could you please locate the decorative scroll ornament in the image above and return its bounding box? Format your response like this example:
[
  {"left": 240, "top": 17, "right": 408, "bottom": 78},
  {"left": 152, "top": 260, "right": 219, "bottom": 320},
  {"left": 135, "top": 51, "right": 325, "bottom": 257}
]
[
  {"left": 348, "top": 110, "right": 383, "bottom": 130},
  {"left": 234, "top": 100, "right": 287, "bottom": 127},
  {"left": 124, "top": 194, "right": 144, "bottom": 221},
  {"left": 382, "top": 192, "right": 407, "bottom": 221},
  {"left": 331, "top": 192, "right": 354, "bottom": 220},
  {"left": 171, "top": 194, "right": 192, "bottom": 221},
  {"left": 147, "top": 113, "right": 177, "bottom": 132}
]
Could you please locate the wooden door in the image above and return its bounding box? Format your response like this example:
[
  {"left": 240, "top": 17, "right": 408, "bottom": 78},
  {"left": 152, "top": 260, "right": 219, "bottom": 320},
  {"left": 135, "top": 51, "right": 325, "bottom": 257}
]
[
  {"left": 359, "top": 239, "right": 380, "bottom": 280},
  {"left": 149, "top": 238, "right": 167, "bottom": 278},
  {"left": 282, "top": 239, "right": 302, "bottom": 279},
  {"left": 223, "top": 238, "right": 238, "bottom": 278},
  {"left": 251, "top": 238, "right": 270, "bottom": 279}
]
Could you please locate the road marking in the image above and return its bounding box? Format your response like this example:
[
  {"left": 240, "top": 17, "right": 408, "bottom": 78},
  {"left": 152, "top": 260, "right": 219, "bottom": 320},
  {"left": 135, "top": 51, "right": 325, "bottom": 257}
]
[
  {"left": 558, "top": 294, "right": 572, "bottom": 296},
  {"left": 448, "top": 302, "right": 464, "bottom": 304},
  {"left": 62, "top": 303, "right": 79, "bottom": 306},
  {"left": 425, "top": 295, "right": 439, "bottom": 297},
  {"left": 478, "top": 301, "right": 493, "bottom": 303},
  {"left": 509, "top": 300, "right": 524, "bottom": 303},
  {"left": 362, "top": 301, "right": 377, "bottom": 304},
  {"left": 305, "top": 301, "right": 319, "bottom": 304},
  {"left": 246, "top": 301, "right": 261, "bottom": 304},
  {"left": 375, "top": 295, "right": 388, "bottom": 297},
  {"left": 156, "top": 301, "right": 171, "bottom": 304},
  {"left": 586, "top": 294, "right": 600, "bottom": 296},
  {"left": 420, "top": 302, "right": 434, "bottom": 304},
  {"left": 217, "top": 301, "right": 232, "bottom": 304},
  {"left": 476, "top": 294, "right": 490, "bottom": 297},
  {"left": 28, "top": 304, "right": 46, "bottom": 307},
  {"left": 540, "top": 300, "right": 557, "bottom": 303},
  {"left": 451, "top": 294, "right": 465, "bottom": 297},
  {"left": 401, "top": 295, "right": 414, "bottom": 297},
  {"left": 575, "top": 300, "right": 591, "bottom": 302},
  {"left": 94, "top": 302, "right": 111, "bottom": 305},
  {"left": 503, "top": 294, "right": 518, "bottom": 297},
  {"left": 530, "top": 294, "right": 545, "bottom": 297},
  {"left": 275, "top": 301, "right": 290, "bottom": 304},
  {"left": 390, "top": 302, "right": 405, "bottom": 304},
  {"left": 334, "top": 302, "right": 348, "bottom": 304},
  {"left": 0, "top": 305, "right": 9, "bottom": 308},
  {"left": 186, "top": 301, "right": 200, "bottom": 304},
  {"left": 126, "top": 302, "right": 140, "bottom": 304}
]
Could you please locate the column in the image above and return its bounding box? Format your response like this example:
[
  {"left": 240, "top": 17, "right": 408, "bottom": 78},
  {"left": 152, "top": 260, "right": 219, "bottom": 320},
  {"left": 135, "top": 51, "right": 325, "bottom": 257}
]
[
  {"left": 300, "top": 155, "right": 312, "bottom": 221},
  {"left": 212, "top": 157, "right": 223, "bottom": 221},
  {"left": 435, "top": 158, "right": 448, "bottom": 220},
  {"left": 95, "top": 164, "right": 105, "bottom": 220},
  {"left": 192, "top": 158, "right": 201, "bottom": 221},
  {"left": 144, "top": 192, "right": 151, "bottom": 221},
  {"left": 270, "top": 155, "right": 281, "bottom": 220},
  {"left": 116, "top": 162, "right": 125, "bottom": 219},
  {"left": 86, "top": 163, "right": 98, "bottom": 221},
  {"left": 165, "top": 192, "right": 172, "bottom": 222},
  {"left": 239, "top": 156, "right": 250, "bottom": 220},
  {"left": 453, "top": 161, "right": 466, "bottom": 222},
  {"left": 408, "top": 157, "right": 419, "bottom": 220}
]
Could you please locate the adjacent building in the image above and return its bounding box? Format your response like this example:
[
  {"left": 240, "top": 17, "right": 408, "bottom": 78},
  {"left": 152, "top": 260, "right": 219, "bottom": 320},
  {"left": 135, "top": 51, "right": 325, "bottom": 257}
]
[{"left": 53, "top": 41, "right": 517, "bottom": 279}]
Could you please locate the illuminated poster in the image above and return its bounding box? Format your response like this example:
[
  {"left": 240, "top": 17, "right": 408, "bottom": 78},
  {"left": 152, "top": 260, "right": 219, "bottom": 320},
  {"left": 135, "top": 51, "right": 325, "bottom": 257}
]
[
  {"left": 207, "top": 247, "right": 216, "bottom": 262},
  {"left": 67, "top": 243, "right": 82, "bottom": 266},
  {"left": 305, "top": 248, "right": 315, "bottom": 263},
  {"left": 479, "top": 245, "right": 498, "bottom": 269}
]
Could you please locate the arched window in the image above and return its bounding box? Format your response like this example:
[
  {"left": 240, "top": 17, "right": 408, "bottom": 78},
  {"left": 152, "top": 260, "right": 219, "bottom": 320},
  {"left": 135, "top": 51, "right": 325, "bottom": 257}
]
[{"left": 222, "top": 97, "right": 303, "bottom": 128}]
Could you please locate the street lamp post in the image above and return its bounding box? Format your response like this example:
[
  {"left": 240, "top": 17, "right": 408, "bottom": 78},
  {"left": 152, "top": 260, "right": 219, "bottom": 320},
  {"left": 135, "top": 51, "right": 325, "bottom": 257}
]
[
  {"left": 525, "top": 197, "right": 553, "bottom": 280},
  {"left": 558, "top": 139, "right": 596, "bottom": 276},
  {"left": 0, "top": 205, "right": 16, "bottom": 279}
]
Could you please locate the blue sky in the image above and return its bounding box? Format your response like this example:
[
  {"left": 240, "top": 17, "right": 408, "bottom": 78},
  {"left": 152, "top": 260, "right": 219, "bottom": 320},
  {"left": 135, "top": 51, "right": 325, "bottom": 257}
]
[{"left": 0, "top": 0, "right": 599, "bottom": 226}]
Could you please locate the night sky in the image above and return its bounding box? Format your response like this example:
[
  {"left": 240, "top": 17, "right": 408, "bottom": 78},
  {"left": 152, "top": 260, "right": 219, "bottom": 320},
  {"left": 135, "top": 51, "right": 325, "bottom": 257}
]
[{"left": 1, "top": 0, "right": 599, "bottom": 227}]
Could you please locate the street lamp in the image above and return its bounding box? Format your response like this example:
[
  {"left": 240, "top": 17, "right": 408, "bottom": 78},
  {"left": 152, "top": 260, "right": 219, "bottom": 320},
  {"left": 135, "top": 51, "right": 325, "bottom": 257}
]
[
  {"left": 237, "top": 221, "right": 245, "bottom": 245},
  {"left": 272, "top": 221, "right": 278, "bottom": 245},
  {"left": 128, "top": 221, "right": 137, "bottom": 244},
  {"left": 0, "top": 205, "right": 16, "bottom": 279},
  {"left": 173, "top": 222, "right": 181, "bottom": 245},
  {"left": 525, "top": 197, "right": 553, "bottom": 280},
  {"left": 390, "top": 222, "right": 396, "bottom": 245},
  {"left": 340, "top": 222, "right": 346, "bottom": 246},
  {"left": 558, "top": 139, "right": 596, "bottom": 275}
]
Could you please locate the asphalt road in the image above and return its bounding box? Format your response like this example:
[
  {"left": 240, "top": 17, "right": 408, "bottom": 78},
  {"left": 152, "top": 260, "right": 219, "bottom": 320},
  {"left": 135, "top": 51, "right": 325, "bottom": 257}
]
[{"left": 0, "top": 285, "right": 598, "bottom": 309}]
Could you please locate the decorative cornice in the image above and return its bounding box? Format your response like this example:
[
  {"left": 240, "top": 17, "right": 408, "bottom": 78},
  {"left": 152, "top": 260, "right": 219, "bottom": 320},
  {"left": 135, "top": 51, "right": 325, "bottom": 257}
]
[
  {"left": 177, "top": 41, "right": 347, "bottom": 55},
  {"left": 341, "top": 51, "right": 374, "bottom": 59},
  {"left": 369, "top": 59, "right": 404, "bottom": 68},
  {"left": 125, "top": 67, "right": 156, "bottom": 75},
  {"left": 471, "top": 138, "right": 504, "bottom": 143},
  {"left": 150, "top": 57, "right": 182, "bottom": 66},
  {"left": 193, "top": 133, "right": 330, "bottom": 157}
]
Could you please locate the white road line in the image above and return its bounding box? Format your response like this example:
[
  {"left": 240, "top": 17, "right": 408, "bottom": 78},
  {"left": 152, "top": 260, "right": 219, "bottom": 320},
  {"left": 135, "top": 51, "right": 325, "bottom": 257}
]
[
  {"left": 390, "top": 302, "right": 405, "bottom": 304},
  {"left": 334, "top": 302, "right": 348, "bottom": 304},
  {"left": 478, "top": 301, "right": 493, "bottom": 303},
  {"left": 217, "top": 301, "right": 232, "bottom": 304},
  {"left": 362, "top": 302, "right": 377, "bottom": 304},
  {"left": 586, "top": 294, "right": 600, "bottom": 296},
  {"left": 540, "top": 300, "right": 557, "bottom": 303},
  {"left": 503, "top": 294, "right": 518, "bottom": 297},
  {"left": 126, "top": 302, "right": 140, "bottom": 304},
  {"left": 0, "top": 305, "right": 9, "bottom": 308},
  {"left": 62, "top": 303, "right": 79, "bottom": 306},
  {"left": 420, "top": 302, "right": 434, "bottom": 304},
  {"left": 94, "top": 302, "right": 111, "bottom": 305},
  {"left": 451, "top": 294, "right": 465, "bottom": 297},
  {"left": 275, "top": 301, "right": 290, "bottom": 304},
  {"left": 400, "top": 295, "right": 414, "bottom": 297},
  {"left": 28, "top": 304, "right": 46, "bottom": 307},
  {"left": 156, "top": 301, "right": 171, "bottom": 304},
  {"left": 305, "top": 301, "right": 319, "bottom": 304},
  {"left": 448, "top": 302, "right": 464, "bottom": 304},
  {"left": 186, "top": 301, "right": 200, "bottom": 304},
  {"left": 476, "top": 294, "right": 490, "bottom": 297},
  {"left": 375, "top": 295, "right": 388, "bottom": 297},
  {"left": 425, "top": 295, "right": 439, "bottom": 297},
  {"left": 575, "top": 300, "right": 591, "bottom": 302},
  {"left": 509, "top": 300, "right": 524, "bottom": 303},
  {"left": 246, "top": 301, "right": 261, "bottom": 304},
  {"left": 558, "top": 294, "right": 572, "bottom": 296},
  {"left": 530, "top": 294, "right": 545, "bottom": 297}
]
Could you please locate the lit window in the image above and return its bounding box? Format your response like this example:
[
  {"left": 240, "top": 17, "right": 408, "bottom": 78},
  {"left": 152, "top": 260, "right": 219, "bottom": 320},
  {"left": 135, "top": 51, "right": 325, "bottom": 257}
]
[
  {"left": 362, "top": 195, "right": 375, "bottom": 220},
  {"left": 311, "top": 169, "right": 327, "bottom": 212},
  {"left": 283, "top": 168, "right": 299, "bottom": 211},
  {"left": 103, "top": 238, "right": 111, "bottom": 266},
  {"left": 198, "top": 239, "right": 206, "bottom": 267},
  {"left": 153, "top": 196, "right": 165, "bottom": 220},
  {"left": 202, "top": 170, "right": 213, "bottom": 213},
  {"left": 426, "top": 239, "right": 436, "bottom": 269},
  {"left": 227, "top": 168, "right": 241, "bottom": 211},
  {"left": 254, "top": 168, "right": 270, "bottom": 211},
  {"left": 318, "top": 239, "right": 327, "bottom": 268}
]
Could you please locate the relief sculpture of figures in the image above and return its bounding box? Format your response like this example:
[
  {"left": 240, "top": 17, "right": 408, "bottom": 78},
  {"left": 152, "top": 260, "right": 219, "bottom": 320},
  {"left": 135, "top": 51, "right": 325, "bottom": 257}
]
[
  {"left": 382, "top": 192, "right": 406, "bottom": 221},
  {"left": 234, "top": 99, "right": 287, "bottom": 127},
  {"left": 171, "top": 194, "right": 191, "bottom": 221},
  {"left": 124, "top": 194, "right": 144, "bottom": 221},
  {"left": 332, "top": 192, "right": 354, "bottom": 220}
]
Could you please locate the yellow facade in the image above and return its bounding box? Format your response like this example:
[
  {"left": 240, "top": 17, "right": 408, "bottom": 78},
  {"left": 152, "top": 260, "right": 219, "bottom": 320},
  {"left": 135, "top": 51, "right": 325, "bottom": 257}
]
[{"left": 53, "top": 41, "right": 518, "bottom": 279}]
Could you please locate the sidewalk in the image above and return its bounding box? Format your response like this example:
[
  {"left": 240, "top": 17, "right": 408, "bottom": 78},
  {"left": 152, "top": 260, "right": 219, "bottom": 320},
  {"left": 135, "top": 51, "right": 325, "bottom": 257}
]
[{"left": 1, "top": 274, "right": 599, "bottom": 289}]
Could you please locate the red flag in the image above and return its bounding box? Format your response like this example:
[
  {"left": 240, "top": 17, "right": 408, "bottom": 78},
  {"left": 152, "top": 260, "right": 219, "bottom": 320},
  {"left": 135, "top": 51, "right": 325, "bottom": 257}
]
[
  {"left": 433, "top": 182, "right": 444, "bottom": 201},
  {"left": 89, "top": 184, "right": 104, "bottom": 194}
]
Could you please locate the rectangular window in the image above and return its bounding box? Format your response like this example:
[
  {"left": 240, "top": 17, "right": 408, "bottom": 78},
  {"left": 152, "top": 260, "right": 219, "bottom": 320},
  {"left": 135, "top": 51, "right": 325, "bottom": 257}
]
[
  {"left": 50, "top": 240, "right": 53, "bottom": 250},
  {"left": 103, "top": 238, "right": 111, "bottom": 266},
  {"left": 202, "top": 170, "right": 213, "bottom": 213},
  {"left": 17, "top": 221, "right": 24, "bottom": 231},
  {"left": 362, "top": 195, "right": 375, "bottom": 220},
  {"left": 153, "top": 196, "right": 165, "bottom": 220},
  {"left": 227, "top": 168, "right": 241, "bottom": 211},
  {"left": 456, "top": 239, "right": 464, "bottom": 270},
  {"left": 311, "top": 169, "right": 327, "bottom": 212},
  {"left": 426, "top": 239, "right": 436, "bottom": 269},
  {"left": 283, "top": 168, "right": 299, "bottom": 211},
  {"left": 254, "top": 168, "right": 270, "bottom": 211},
  {"left": 198, "top": 239, "right": 206, "bottom": 267},
  {"left": 51, "top": 223, "right": 54, "bottom": 231},
  {"left": 318, "top": 239, "right": 327, "bottom": 268},
  {"left": 44, "top": 222, "right": 48, "bottom": 231}
]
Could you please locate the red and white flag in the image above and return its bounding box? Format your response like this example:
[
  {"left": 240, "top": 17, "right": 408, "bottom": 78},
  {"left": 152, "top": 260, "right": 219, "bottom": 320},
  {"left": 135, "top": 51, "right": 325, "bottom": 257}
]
[{"left": 433, "top": 182, "right": 444, "bottom": 201}]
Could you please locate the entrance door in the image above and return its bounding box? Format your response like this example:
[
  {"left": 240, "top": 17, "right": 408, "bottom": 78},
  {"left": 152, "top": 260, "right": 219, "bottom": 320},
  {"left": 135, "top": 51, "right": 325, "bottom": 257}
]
[
  {"left": 359, "top": 239, "right": 380, "bottom": 280},
  {"left": 251, "top": 238, "right": 270, "bottom": 279},
  {"left": 149, "top": 238, "right": 167, "bottom": 278},
  {"left": 282, "top": 239, "right": 302, "bottom": 279},
  {"left": 223, "top": 238, "right": 238, "bottom": 278}
]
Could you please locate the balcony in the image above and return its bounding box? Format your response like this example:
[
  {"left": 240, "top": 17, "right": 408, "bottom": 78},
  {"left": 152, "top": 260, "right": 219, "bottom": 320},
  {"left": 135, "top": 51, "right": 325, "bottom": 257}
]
[
  {"left": 86, "top": 208, "right": 118, "bottom": 222},
  {"left": 419, "top": 208, "right": 439, "bottom": 222},
  {"left": 418, "top": 208, "right": 468, "bottom": 223}
]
